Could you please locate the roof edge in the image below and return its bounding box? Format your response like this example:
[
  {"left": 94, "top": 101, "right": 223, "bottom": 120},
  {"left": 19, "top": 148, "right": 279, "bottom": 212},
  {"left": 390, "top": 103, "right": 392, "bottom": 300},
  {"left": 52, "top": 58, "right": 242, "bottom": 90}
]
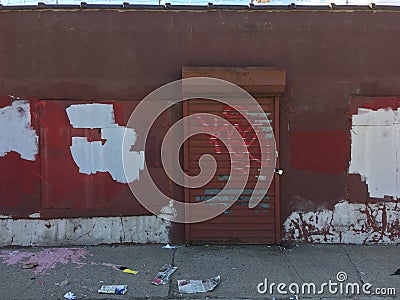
[{"left": 1, "top": 2, "right": 400, "bottom": 11}]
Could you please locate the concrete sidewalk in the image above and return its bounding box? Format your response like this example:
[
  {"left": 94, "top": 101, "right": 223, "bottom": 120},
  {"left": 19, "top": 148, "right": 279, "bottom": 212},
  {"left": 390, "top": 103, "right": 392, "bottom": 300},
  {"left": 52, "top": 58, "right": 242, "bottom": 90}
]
[{"left": 0, "top": 244, "right": 398, "bottom": 299}]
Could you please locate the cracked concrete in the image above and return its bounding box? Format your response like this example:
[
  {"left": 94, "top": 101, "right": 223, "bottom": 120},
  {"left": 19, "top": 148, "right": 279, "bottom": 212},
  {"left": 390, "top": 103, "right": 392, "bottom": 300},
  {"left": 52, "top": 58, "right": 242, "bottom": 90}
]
[{"left": 344, "top": 248, "right": 365, "bottom": 285}]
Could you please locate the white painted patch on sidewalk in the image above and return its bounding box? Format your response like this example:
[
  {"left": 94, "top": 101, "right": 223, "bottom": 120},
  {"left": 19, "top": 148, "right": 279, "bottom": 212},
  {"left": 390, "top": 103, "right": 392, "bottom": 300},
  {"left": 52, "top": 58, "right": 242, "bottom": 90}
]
[
  {"left": 67, "top": 103, "right": 144, "bottom": 183},
  {"left": 0, "top": 100, "right": 38, "bottom": 161}
]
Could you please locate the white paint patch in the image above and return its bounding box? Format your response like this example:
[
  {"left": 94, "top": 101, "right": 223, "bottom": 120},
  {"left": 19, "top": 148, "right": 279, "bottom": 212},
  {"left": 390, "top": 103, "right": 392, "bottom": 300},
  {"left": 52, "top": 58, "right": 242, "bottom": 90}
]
[
  {"left": 29, "top": 213, "right": 40, "bottom": 219},
  {"left": 66, "top": 103, "right": 116, "bottom": 129},
  {"left": 0, "top": 215, "right": 11, "bottom": 219},
  {"left": 284, "top": 201, "right": 400, "bottom": 244},
  {"left": 349, "top": 108, "right": 399, "bottom": 199},
  {"left": 0, "top": 100, "right": 38, "bottom": 161},
  {"left": 67, "top": 104, "right": 144, "bottom": 183},
  {"left": 159, "top": 200, "right": 178, "bottom": 221},
  {"left": 0, "top": 216, "right": 170, "bottom": 246}
]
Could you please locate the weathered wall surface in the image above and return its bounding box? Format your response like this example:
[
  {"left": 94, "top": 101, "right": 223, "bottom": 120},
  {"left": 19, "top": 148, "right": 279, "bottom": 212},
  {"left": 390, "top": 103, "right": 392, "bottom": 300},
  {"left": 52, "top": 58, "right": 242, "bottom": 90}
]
[
  {"left": 1, "top": 8, "right": 400, "bottom": 244},
  {"left": 0, "top": 215, "right": 170, "bottom": 246},
  {"left": 0, "top": 96, "right": 172, "bottom": 245}
]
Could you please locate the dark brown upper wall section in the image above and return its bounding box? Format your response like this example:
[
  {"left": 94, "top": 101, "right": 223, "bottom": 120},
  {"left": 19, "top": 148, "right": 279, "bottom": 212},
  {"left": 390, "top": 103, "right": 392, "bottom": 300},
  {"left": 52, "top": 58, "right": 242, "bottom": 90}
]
[
  {"left": 1, "top": 9, "right": 400, "bottom": 101},
  {"left": 1, "top": 9, "right": 400, "bottom": 224}
]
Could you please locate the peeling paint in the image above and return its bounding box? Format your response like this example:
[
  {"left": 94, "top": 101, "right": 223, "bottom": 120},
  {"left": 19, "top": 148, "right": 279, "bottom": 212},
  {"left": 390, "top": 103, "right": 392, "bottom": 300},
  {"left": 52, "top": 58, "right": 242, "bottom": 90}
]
[
  {"left": 0, "top": 100, "right": 38, "bottom": 161},
  {"left": 0, "top": 216, "right": 170, "bottom": 246},
  {"left": 258, "top": 203, "right": 270, "bottom": 209},
  {"left": 349, "top": 108, "right": 400, "bottom": 198},
  {"left": 159, "top": 200, "right": 177, "bottom": 221},
  {"left": 66, "top": 103, "right": 115, "bottom": 129},
  {"left": 218, "top": 175, "right": 230, "bottom": 181},
  {"left": 67, "top": 104, "right": 144, "bottom": 183},
  {"left": 284, "top": 201, "right": 400, "bottom": 244},
  {"left": 195, "top": 195, "right": 269, "bottom": 202}
]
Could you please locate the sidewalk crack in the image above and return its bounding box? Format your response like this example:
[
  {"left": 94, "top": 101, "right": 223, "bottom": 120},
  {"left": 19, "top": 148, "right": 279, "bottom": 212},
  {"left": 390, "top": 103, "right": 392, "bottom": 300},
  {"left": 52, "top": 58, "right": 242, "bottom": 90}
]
[
  {"left": 167, "top": 248, "right": 177, "bottom": 299},
  {"left": 280, "top": 247, "right": 304, "bottom": 282},
  {"left": 345, "top": 247, "right": 365, "bottom": 284}
]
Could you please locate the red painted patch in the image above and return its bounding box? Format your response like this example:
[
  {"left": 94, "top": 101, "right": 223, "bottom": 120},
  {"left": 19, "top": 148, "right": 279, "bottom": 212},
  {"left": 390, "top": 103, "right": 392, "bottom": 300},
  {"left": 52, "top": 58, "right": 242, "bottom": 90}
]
[
  {"left": 0, "top": 97, "right": 40, "bottom": 217},
  {"left": 0, "top": 98, "right": 171, "bottom": 219},
  {"left": 290, "top": 130, "right": 348, "bottom": 174},
  {"left": 38, "top": 100, "right": 151, "bottom": 218},
  {"left": 350, "top": 96, "right": 400, "bottom": 114}
]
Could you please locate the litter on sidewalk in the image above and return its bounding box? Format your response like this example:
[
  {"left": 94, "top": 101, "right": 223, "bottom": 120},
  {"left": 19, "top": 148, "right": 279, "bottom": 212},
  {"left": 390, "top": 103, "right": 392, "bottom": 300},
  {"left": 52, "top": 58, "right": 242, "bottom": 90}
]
[
  {"left": 98, "top": 285, "right": 128, "bottom": 294},
  {"left": 63, "top": 292, "right": 76, "bottom": 299},
  {"left": 390, "top": 268, "right": 400, "bottom": 275},
  {"left": 151, "top": 264, "right": 178, "bottom": 285},
  {"left": 56, "top": 278, "right": 69, "bottom": 287},
  {"left": 118, "top": 266, "right": 138, "bottom": 275},
  {"left": 22, "top": 262, "right": 38, "bottom": 269},
  {"left": 162, "top": 244, "right": 178, "bottom": 249},
  {"left": 177, "top": 275, "right": 220, "bottom": 294}
]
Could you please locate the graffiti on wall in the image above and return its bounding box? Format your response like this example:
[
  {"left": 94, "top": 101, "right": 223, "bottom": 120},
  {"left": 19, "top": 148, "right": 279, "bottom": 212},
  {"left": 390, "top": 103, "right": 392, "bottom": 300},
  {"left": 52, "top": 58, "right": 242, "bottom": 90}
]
[
  {"left": 0, "top": 100, "right": 38, "bottom": 161},
  {"left": 196, "top": 105, "right": 274, "bottom": 172},
  {"left": 284, "top": 201, "right": 400, "bottom": 244},
  {"left": 66, "top": 103, "right": 144, "bottom": 184}
]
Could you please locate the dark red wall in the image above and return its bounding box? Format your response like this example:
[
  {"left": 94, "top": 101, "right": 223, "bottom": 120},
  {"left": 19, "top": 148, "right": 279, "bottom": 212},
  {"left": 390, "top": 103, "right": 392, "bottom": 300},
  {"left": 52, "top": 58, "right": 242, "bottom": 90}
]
[{"left": 1, "top": 8, "right": 400, "bottom": 242}]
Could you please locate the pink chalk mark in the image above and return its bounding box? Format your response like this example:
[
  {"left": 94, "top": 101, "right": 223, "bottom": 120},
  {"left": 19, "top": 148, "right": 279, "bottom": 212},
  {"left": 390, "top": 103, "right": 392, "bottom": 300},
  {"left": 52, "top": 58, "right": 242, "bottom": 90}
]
[
  {"left": 0, "top": 248, "right": 90, "bottom": 275},
  {"left": 0, "top": 250, "right": 33, "bottom": 265}
]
